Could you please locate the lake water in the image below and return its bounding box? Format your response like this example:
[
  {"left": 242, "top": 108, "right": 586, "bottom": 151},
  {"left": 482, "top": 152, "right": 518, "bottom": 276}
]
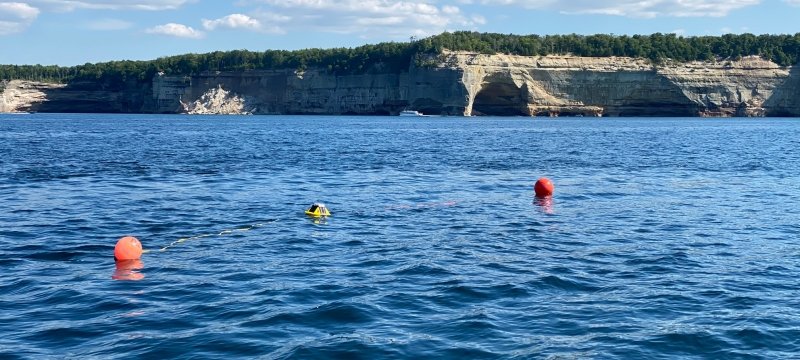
[{"left": 1, "top": 114, "right": 799, "bottom": 359}]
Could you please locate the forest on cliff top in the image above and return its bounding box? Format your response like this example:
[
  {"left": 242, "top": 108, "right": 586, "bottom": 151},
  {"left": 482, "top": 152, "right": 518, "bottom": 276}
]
[{"left": 2, "top": 32, "right": 799, "bottom": 90}]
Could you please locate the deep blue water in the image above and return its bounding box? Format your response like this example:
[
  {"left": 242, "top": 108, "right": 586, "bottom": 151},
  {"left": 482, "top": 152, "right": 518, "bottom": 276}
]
[{"left": 1, "top": 114, "right": 799, "bottom": 359}]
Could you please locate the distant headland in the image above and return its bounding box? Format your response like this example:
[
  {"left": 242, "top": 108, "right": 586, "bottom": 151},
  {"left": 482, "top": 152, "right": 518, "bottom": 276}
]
[{"left": 2, "top": 32, "right": 799, "bottom": 117}]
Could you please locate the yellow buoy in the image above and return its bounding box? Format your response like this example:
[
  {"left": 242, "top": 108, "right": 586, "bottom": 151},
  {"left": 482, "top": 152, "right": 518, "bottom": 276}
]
[{"left": 305, "top": 202, "right": 331, "bottom": 217}]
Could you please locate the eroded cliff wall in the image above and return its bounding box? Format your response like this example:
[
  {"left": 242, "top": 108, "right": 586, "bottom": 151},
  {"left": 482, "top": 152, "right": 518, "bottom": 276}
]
[
  {"left": 446, "top": 52, "right": 792, "bottom": 117},
  {"left": 1, "top": 80, "right": 152, "bottom": 113},
  {"left": 3, "top": 52, "right": 799, "bottom": 116}
]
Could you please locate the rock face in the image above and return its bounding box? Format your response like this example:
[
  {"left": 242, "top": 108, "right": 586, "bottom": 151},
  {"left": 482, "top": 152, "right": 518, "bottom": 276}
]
[
  {"left": 447, "top": 52, "right": 791, "bottom": 117},
  {"left": 763, "top": 66, "right": 800, "bottom": 116},
  {"left": 2, "top": 52, "right": 799, "bottom": 116},
  {"left": 1, "top": 81, "right": 65, "bottom": 113},
  {"left": 0, "top": 80, "right": 151, "bottom": 113}
]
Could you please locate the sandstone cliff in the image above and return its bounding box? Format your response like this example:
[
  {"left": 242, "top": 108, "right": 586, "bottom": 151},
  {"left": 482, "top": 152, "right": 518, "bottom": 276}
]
[
  {"left": 1, "top": 81, "right": 65, "bottom": 113},
  {"left": 445, "top": 52, "right": 792, "bottom": 117},
  {"left": 0, "top": 80, "right": 151, "bottom": 113},
  {"left": 2, "top": 52, "right": 799, "bottom": 116}
]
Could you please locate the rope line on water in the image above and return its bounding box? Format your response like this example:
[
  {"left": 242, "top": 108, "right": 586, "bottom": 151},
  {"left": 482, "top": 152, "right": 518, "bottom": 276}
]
[
  {"left": 157, "top": 219, "right": 278, "bottom": 252},
  {"left": 129, "top": 201, "right": 461, "bottom": 255}
]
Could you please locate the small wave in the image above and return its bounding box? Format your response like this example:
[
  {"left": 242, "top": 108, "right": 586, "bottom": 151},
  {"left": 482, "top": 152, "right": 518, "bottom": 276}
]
[
  {"left": 623, "top": 253, "right": 701, "bottom": 269},
  {"left": 11, "top": 167, "right": 90, "bottom": 182},
  {"left": 725, "top": 327, "right": 800, "bottom": 353},
  {"left": 438, "top": 284, "right": 496, "bottom": 302},
  {"left": 243, "top": 302, "right": 378, "bottom": 329},
  {"left": 722, "top": 296, "right": 761, "bottom": 310},
  {"left": 375, "top": 292, "right": 436, "bottom": 315},
  {"left": 349, "top": 258, "right": 394, "bottom": 268},
  {"left": 393, "top": 263, "right": 455, "bottom": 277},
  {"left": 637, "top": 331, "right": 736, "bottom": 358},
  {"left": 23, "top": 327, "right": 104, "bottom": 348},
  {"left": 26, "top": 250, "right": 86, "bottom": 262},
  {"left": 305, "top": 302, "right": 379, "bottom": 324},
  {"left": 737, "top": 161, "right": 775, "bottom": 172},
  {"left": 527, "top": 275, "right": 601, "bottom": 293},
  {"left": 0, "top": 258, "right": 24, "bottom": 267},
  {"left": 271, "top": 337, "right": 401, "bottom": 360},
  {"left": 0, "top": 278, "right": 37, "bottom": 296},
  {"left": 219, "top": 272, "right": 263, "bottom": 282},
  {"left": 0, "top": 230, "right": 37, "bottom": 240}
]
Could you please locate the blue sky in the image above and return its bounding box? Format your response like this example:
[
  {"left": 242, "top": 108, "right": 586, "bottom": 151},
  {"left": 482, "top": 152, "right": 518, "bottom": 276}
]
[{"left": 1, "top": 0, "right": 799, "bottom": 65}]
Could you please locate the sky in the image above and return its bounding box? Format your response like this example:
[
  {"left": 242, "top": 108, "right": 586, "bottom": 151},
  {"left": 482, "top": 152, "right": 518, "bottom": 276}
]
[{"left": 1, "top": 0, "right": 799, "bottom": 65}]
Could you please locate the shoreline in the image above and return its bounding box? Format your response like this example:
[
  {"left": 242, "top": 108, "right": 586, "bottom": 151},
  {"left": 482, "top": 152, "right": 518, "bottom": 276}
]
[{"left": 2, "top": 53, "right": 798, "bottom": 117}]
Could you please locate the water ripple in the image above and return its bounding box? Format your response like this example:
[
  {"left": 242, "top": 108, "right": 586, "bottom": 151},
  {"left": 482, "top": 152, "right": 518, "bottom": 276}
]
[{"left": 1, "top": 115, "right": 800, "bottom": 358}]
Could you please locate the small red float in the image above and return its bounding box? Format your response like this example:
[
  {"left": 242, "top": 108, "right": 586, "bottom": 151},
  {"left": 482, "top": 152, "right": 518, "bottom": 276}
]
[
  {"left": 534, "top": 177, "right": 555, "bottom": 197},
  {"left": 114, "top": 236, "right": 143, "bottom": 261}
]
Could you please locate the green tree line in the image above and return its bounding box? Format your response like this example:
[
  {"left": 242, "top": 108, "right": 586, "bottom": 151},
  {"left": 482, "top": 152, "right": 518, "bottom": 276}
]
[
  {"left": 0, "top": 42, "right": 416, "bottom": 89},
  {"left": 419, "top": 32, "right": 800, "bottom": 65},
  {"left": 2, "top": 32, "right": 799, "bottom": 89}
]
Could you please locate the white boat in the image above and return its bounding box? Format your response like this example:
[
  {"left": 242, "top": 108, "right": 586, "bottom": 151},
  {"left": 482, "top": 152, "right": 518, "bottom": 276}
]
[{"left": 399, "top": 110, "right": 427, "bottom": 117}]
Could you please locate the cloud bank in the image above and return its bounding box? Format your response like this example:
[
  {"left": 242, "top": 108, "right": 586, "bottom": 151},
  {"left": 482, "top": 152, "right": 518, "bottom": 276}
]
[
  {"left": 247, "top": 0, "right": 483, "bottom": 38},
  {"left": 480, "top": 0, "right": 761, "bottom": 18},
  {"left": 29, "top": 0, "right": 190, "bottom": 11},
  {"left": 1, "top": 0, "right": 791, "bottom": 39}
]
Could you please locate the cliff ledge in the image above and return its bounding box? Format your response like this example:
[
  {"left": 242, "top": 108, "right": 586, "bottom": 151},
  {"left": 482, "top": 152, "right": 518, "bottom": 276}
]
[{"left": 2, "top": 52, "right": 799, "bottom": 117}]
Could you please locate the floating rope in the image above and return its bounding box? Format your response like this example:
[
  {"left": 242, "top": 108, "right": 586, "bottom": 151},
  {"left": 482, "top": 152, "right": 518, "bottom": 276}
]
[{"left": 158, "top": 219, "right": 278, "bottom": 252}]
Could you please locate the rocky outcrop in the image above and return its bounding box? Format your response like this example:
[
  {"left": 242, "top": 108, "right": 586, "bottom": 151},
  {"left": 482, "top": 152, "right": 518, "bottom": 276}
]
[
  {"left": 181, "top": 85, "right": 255, "bottom": 114},
  {"left": 0, "top": 81, "right": 65, "bottom": 112},
  {"left": 3, "top": 52, "right": 799, "bottom": 116}
]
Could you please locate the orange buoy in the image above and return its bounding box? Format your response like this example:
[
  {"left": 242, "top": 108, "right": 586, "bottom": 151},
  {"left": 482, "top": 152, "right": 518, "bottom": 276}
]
[
  {"left": 114, "top": 236, "right": 142, "bottom": 261},
  {"left": 534, "top": 177, "right": 555, "bottom": 197}
]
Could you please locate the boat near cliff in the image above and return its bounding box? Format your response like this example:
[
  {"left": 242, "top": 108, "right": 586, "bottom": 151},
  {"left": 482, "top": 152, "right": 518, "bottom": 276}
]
[{"left": 399, "top": 110, "right": 428, "bottom": 117}]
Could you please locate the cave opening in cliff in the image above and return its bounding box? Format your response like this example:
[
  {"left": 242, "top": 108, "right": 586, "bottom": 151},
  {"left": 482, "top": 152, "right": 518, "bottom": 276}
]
[{"left": 472, "top": 83, "right": 529, "bottom": 116}]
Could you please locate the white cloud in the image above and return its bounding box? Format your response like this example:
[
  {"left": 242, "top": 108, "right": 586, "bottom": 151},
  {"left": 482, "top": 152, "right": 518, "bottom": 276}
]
[
  {"left": 480, "top": 0, "right": 761, "bottom": 18},
  {"left": 0, "top": 2, "right": 40, "bottom": 35},
  {"left": 248, "top": 0, "right": 481, "bottom": 38},
  {"left": 202, "top": 13, "right": 260, "bottom": 31},
  {"left": 0, "top": 2, "right": 39, "bottom": 19},
  {"left": 442, "top": 5, "right": 460, "bottom": 14},
  {"left": 145, "top": 23, "right": 204, "bottom": 39},
  {"left": 27, "top": 0, "right": 190, "bottom": 11},
  {"left": 202, "top": 13, "right": 285, "bottom": 33},
  {"left": 251, "top": 10, "right": 290, "bottom": 23},
  {"left": 2, "top": 1, "right": 187, "bottom": 35},
  {"left": 786, "top": 0, "right": 800, "bottom": 6},
  {"left": 0, "top": 20, "right": 21, "bottom": 34},
  {"left": 86, "top": 18, "right": 133, "bottom": 30}
]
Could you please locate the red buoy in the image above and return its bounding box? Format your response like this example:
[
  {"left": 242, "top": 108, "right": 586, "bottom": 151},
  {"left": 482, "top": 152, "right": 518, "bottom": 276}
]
[
  {"left": 114, "top": 236, "right": 142, "bottom": 261},
  {"left": 534, "top": 177, "right": 555, "bottom": 197}
]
